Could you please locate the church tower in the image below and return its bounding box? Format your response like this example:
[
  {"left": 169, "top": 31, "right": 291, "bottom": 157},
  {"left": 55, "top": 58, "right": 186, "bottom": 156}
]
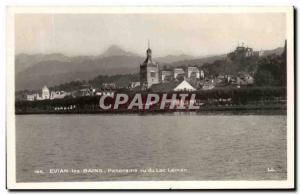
[{"left": 140, "top": 41, "right": 160, "bottom": 90}]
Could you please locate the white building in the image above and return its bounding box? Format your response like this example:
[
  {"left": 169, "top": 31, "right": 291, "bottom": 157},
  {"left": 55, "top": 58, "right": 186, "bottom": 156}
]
[
  {"left": 36, "top": 94, "right": 44, "bottom": 100},
  {"left": 161, "top": 70, "right": 173, "bottom": 82},
  {"left": 174, "top": 68, "right": 185, "bottom": 79},
  {"left": 130, "top": 82, "right": 140, "bottom": 89},
  {"left": 26, "top": 94, "right": 38, "bottom": 101},
  {"left": 95, "top": 90, "right": 115, "bottom": 97},
  {"left": 173, "top": 80, "right": 196, "bottom": 92},
  {"left": 200, "top": 70, "right": 205, "bottom": 79},
  {"left": 42, "top": 86, "right": 50, "bottom": 99},
  {"left": 50, "top": 91, "right": 69, "bottom": 100},
  {"left": 187, "top": 67, "right": 200, "bottom": 79}
]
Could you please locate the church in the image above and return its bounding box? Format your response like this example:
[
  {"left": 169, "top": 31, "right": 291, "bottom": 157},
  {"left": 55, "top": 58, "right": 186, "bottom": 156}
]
[
  {"left": 139, "top": 42, "right": 198, "bottom": 92},
  {"left": 140, "top": 42, "right": 160, "bottom": 90}
]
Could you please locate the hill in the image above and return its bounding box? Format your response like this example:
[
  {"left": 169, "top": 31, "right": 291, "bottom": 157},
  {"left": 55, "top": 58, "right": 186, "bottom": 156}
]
[
  {"left": 15, "top": 45, "right": 201, "bottom": 90},
  {"left": 15, "top": 53, "right": 71, "bottom": 74},
  {"left": 164, "top": 54, "right": 227, "bottom": 67},
  {"left": 261, "top": 47, "right": 284, "bottom": 56},
  {"left": 15, "top": 45, "right": 284, "bottom": 90},
  {"left": 16, "top": 55, "right": 144, "bottom": 90}
]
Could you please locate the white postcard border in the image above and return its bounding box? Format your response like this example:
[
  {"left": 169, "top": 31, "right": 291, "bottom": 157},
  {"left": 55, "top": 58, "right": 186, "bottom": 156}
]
[{"left": 6, "top": 6, "right": 294, "bottom": 189}]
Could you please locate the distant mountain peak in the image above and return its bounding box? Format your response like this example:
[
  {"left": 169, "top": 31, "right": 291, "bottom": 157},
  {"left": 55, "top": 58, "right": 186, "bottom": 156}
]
[
  {"left": 105, "top": 45, "right": 124, "bottom": 53},
  {"left": 101, "top": 45, "right": 139, "bottom": 57}
]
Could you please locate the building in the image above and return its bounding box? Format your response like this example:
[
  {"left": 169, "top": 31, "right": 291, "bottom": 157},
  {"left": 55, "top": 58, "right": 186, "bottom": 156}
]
[
  {"left": 42, "top": 86, "right": 50, "bottom": 99},
  {"left": 26, "top": 93, "right": 38, "bottom": 101},
  {"left": 202, "top": 79, "right": 215, "bottom": 90},
  {"left": 161, "top": 70, "right": 173, "bottom": 83},
  {"left": 187, "top": 67, "right": 200, "bottom": 79},
  {"left": 227, "top": 43, "right": 259, "bottom": 60},
  {"left": 102, "top": 83, "right": 116, "bottom": 89},
  {"left": 129, "top": 82, "right": 140, "bottom": 89},
  {"left": 150, "top": 79, "right": 196, "bottom": 92},
  {"left": 173, "top": 80, "right": 196, "bottom": 91},
  {"left": 50, "top": 91, "right": 69, "bottom": 100},
  {"left": 215, "top": 74, "right": 230, "bottom": 86},
  {"left": 236, "top": 74, "right": 254, "bottom": 86},
  {"left": 26, "top": 86, "right": 50, "bottom": 101},
  {"left": 258, "top": 50, "right": 264, "bottom": 56},
  {"left": 95, "top": 90, "right": 115, "bottom": 97},
  {"left": 174, "top": 68, "right": 185, "bottom": 80},
  {"left": 140, "top": 43, "right": 160, "bottom": 89},
  {"left": 79, "top": 88, "right": 94, "bottom": 96},
  {"left": 200, "top": 70, "right": 205, "bottom": 79}
]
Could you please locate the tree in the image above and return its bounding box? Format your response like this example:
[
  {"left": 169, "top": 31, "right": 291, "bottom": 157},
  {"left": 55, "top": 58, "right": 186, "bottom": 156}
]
[
  {"left": 254, "top": 70, "right": 275, "bottom": 86},
  {"left": 254, "top": 53, "right": 286, "bottom": 86}
]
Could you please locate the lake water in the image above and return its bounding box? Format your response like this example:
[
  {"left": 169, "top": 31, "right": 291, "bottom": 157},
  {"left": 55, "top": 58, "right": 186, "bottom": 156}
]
[{"left": 16, "top": 114, "right": 287, "bottom": 182}]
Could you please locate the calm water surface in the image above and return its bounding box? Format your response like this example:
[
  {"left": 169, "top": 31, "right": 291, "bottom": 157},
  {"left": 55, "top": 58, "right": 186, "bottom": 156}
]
[{"left": 16, "top": 114, "right": 287, "bottom": 182}]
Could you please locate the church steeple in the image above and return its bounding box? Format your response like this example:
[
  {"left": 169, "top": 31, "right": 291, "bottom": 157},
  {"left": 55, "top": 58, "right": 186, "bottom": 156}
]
[
  {"left": 146, "top": 40, "right": 152, "bottom": 60},
  {"left": 140, "top": 40, "right": 159, "bottom": 90}
]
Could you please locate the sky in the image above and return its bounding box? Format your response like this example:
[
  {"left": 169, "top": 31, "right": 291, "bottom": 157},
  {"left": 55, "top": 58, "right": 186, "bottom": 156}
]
[{"left": 15, "top": 13, "right": 286, "bottom": 57}]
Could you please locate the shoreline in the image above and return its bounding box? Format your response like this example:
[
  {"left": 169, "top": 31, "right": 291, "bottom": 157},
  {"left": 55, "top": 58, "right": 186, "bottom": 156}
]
[{"left": 15, "top": 104, "right": 287, "bottom": 115}]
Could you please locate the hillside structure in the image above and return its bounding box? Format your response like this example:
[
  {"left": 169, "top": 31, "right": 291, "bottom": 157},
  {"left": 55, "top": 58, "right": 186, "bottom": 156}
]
[{"left": 227, "top": 43, "right": 260, "bottom": 60}]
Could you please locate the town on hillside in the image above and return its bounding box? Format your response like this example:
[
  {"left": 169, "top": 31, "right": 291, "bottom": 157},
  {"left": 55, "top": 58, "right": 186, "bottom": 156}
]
[{"left": 16, "top": 41, "right": 286, "bottom": 103}]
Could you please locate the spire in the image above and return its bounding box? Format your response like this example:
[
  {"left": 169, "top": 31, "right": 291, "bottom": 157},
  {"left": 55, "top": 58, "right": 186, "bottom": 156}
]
[{"left": 146, "top": 40, "right": 152, "bottom": 60}]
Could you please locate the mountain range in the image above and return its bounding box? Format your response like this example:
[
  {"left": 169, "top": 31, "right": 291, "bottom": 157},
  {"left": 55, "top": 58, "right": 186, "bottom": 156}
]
[{"left": 15, "top": 45, "right": 284, "bottom": 90}]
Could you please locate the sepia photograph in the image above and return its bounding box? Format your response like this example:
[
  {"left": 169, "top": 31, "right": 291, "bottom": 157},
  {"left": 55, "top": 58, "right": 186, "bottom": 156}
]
[{"left": 6, "top": 6, "right": 294, "bottom": 189}]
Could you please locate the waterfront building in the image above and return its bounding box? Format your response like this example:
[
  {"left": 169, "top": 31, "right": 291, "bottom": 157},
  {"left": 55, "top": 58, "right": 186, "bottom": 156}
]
[
  {"left": 26, "top": 86, "right": 50, "bottom": 101},
  {"left": 95, "top": 90, "right": 115, "bottom": 97},
  {"left": 26, "top": 93, "right": 38, "bottom": 101},
  {"left": 42, "top": 86, "right": 50, "bottom": 99},
  {"left": 150, "top": 79, "right": 196, "bottom": 92},
  {"left": 50, "top": 91, "right": 69, "bottom": 100},
  {"left": 173, "top": 79, "right": 196, "bottom": 91},
  {"left": 79, "top": 88, "right": 94, "bottom": 96},
  {"left": 140, "top": 42, "right": 160, "bottom": 90},
  {"left": 35, "top": 93, "right": 43, "bottom": 100}
]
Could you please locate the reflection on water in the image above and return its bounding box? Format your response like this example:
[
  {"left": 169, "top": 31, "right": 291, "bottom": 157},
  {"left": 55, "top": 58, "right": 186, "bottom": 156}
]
[{"left": 16, "top": 113, "right": 287, "bottom": 182}]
